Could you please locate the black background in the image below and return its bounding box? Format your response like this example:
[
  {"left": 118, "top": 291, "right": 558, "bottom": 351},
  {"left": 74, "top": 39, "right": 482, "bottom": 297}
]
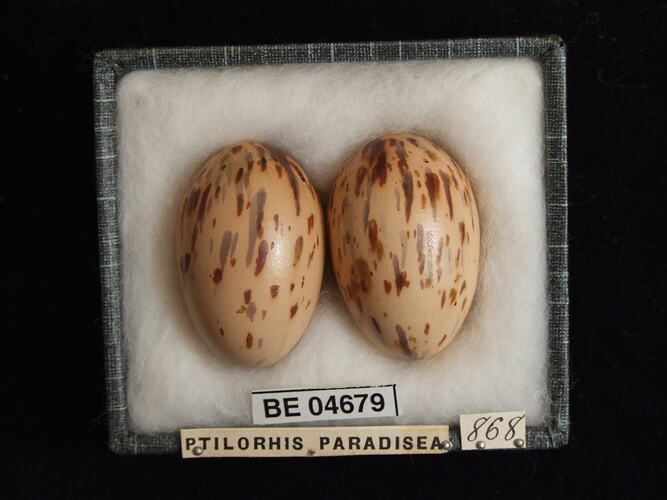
[{"left": 2, "top": 1, "right": 665, "bottom": 498}]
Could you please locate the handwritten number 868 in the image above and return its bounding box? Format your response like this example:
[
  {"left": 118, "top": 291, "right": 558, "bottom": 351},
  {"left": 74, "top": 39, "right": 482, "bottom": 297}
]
[{"left": 466, "top": 415, "right": 525, "bottom": 442}]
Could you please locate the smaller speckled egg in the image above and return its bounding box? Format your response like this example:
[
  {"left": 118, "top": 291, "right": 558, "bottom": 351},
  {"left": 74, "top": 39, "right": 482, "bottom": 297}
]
[
  {"left": 327, "top": 134, "right": 480, "bottom": 360},
  {"left": 177, "top": 142, "right": 325, "bottom": 367}
]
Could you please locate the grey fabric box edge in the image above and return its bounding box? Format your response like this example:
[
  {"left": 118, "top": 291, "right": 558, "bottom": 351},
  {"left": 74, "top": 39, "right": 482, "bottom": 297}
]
[{"left": 94, "top": 36, "right": 569, "bottom": 456}]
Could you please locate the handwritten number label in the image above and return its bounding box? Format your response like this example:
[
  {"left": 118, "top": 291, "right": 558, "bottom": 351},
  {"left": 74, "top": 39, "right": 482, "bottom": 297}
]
[{"left": 460, "top": 411, "right": 526, "bottom": 450}]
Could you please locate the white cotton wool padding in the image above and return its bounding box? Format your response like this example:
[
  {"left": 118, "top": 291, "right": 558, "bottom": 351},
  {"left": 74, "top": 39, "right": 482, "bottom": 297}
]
[{"left": 117, "top": 59, "right": 549, "bottom": 433}]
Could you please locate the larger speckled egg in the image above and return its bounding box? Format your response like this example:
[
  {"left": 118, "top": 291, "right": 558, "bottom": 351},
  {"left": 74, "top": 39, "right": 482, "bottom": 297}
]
[
  {"left": 177, "top": 142, "right": 325, "bottom": 367},
  {"left": 327, "top": 134, "right": 480, "bottom": 360}
]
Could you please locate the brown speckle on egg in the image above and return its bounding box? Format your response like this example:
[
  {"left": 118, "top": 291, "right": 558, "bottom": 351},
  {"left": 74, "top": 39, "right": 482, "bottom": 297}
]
[
  {"left": 236, "top": 193, "right": 244, "bottom": 216},
  {"left": 371, "top": 317, "right": 382, "bottom": 336},
  {"left": 395, "top": 325, "right": 412, "bottom": 357},
  {"left": 392, "top": 255, "right": 410, "bottom": 296},
  {"left": 180, "top": 253, "right": 191, "bottom": 274},
  {"left": 245, "top": 302, "right": 257, "bottom": 320},
  {"left": 293, "top": 236, "right": 303, "bottom": 266},
  {"left": 449, "top": 289, "right": 458, "bottom": 305},
  {"left": 255, "top": 240, "right": 269, "bottom": 275}
]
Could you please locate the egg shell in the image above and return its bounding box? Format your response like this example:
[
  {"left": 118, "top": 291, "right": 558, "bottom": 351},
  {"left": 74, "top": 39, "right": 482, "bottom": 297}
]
[
  {"left": 177, "top": 142, "right": 325, "bottom": 367},
  {"left": 327, "top": 134, "right": 480, "bottom": 360}
]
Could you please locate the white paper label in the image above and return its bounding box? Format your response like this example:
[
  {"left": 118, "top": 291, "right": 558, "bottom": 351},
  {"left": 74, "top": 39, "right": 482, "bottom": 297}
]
[
  {"left": 181, "top": 425, "right": 448, "bottom": 458},
  {"left": 459, "top": 411, "right": 526, "bottom": 450},
  {"left": 251, "top": 385, "right": 399, "bottom": 425}
]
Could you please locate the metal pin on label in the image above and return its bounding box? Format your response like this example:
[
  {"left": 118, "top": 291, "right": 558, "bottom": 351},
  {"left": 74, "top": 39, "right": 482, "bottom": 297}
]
[
  {"left": 441, "top": 440, "right": 453, "bottom": 452},
  {"left": 476, "top": 441, "right": 486, "bottom": 450},
  {"left": 513, "top": 438, "right": 525, "bottom": 448},
  {"left": 192, "top": 446, "right": 203, "bottom": 456}
]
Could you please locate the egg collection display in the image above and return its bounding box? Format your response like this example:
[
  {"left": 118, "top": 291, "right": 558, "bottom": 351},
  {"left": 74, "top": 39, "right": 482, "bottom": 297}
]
[
  {"left": 177, "top": 142, "right": 325, "bottom": 367},
  {"left": 177, "top": 134, "right": 480, "bottom": 366}
]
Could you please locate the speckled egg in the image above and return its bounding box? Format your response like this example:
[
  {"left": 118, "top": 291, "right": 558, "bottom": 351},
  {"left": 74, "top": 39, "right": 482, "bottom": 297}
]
[
  {"left": 327, "top": 134, "right": 480, "bottom": 360},
  {"left": 177, "top": 142, "right": 325, "bottom": 367}
]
